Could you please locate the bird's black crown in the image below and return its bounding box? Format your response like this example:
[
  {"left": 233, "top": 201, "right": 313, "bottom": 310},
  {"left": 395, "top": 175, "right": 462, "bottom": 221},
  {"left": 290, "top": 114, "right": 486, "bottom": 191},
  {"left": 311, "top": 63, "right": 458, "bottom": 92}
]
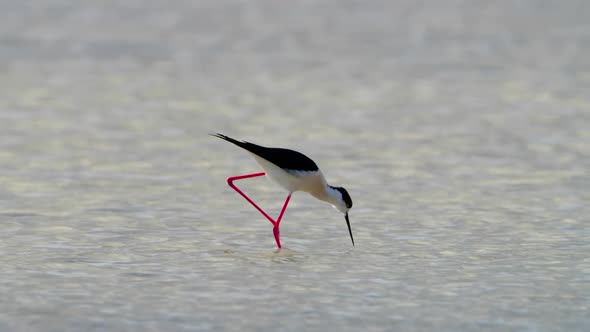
[{"left": 332, "top": 186, "right": 352, "bottom": 209}]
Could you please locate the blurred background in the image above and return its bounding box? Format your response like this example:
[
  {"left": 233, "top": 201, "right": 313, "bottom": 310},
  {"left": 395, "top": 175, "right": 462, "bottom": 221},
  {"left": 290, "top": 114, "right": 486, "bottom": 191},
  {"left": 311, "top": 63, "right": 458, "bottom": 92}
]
[{"left": 0, "top": 0, "right": 589, "bottom": 331}]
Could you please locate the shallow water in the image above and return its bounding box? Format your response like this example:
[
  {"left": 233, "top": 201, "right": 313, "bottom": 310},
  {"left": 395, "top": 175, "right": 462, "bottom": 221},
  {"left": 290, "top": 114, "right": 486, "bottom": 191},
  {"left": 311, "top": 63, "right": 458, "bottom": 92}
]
[{"left": 1, "top": 0, "right": 589, "bottom": 331}]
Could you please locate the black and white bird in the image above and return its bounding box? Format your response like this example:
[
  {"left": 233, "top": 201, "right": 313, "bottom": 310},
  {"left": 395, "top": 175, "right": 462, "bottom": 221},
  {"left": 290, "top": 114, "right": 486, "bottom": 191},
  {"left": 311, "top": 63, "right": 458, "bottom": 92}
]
[{"left": 211, "top": 133, "right": 354, "bottom": 247}]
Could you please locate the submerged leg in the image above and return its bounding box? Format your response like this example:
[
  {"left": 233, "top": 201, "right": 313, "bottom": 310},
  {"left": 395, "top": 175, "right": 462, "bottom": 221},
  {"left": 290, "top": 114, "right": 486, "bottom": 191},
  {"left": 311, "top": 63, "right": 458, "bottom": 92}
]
[
  {"left": 226, "top": 173, "right": 293, "bottom": 248},
  {"left": 272, "top": 194, "right": 292, "bottom": 249}
]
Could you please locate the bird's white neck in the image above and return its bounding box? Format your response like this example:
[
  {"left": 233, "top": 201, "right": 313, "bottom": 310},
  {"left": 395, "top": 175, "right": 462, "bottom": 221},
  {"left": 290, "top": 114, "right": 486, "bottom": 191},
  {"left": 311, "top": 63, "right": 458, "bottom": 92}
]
[
  {"left": 327, "top": 185, "right": 344, "bottom": 205},
  {"left": 311, "top": 183, "right": 342, "bottom": 207}
]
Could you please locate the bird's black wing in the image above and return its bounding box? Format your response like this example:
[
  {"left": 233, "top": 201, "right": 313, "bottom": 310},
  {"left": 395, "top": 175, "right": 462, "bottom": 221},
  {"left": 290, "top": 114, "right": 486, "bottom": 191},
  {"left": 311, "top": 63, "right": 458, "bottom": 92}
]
[{"left": 210, "top": 133, "right": 319, "bottom": 172}]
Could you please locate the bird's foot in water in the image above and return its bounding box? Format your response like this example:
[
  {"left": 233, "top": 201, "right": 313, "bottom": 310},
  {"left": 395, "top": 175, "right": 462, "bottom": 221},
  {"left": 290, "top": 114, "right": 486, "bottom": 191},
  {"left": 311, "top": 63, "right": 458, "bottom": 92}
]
[{"left": 273, "top": 225, "right": 281, "bottom": 249}]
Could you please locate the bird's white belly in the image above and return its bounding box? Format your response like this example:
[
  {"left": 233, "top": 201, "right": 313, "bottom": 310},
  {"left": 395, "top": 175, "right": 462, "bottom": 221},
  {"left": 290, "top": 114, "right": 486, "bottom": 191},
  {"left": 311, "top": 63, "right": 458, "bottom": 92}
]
[{"left": 252, "top": 155, "right": 327, "bottom": 196}]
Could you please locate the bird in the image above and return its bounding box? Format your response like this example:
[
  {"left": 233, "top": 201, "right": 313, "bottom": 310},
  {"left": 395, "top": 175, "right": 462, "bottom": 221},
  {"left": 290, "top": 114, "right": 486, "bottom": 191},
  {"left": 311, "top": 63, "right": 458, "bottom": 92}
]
[{"left": 210, "top": 133, "right": 353, "bottom": 248}]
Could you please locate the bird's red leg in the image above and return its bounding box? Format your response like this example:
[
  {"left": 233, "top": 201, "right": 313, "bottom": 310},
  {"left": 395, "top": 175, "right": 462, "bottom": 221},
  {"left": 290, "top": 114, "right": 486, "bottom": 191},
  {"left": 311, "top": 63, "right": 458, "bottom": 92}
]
[
  {"left": 272, "top": 194, "right": 291, "bottom": 249},
  {"left": 227, "top": 173, "right": 293, "bottom": 249},
  {"left": 226, "top": 172, "right": 276, "bottom": 226}
]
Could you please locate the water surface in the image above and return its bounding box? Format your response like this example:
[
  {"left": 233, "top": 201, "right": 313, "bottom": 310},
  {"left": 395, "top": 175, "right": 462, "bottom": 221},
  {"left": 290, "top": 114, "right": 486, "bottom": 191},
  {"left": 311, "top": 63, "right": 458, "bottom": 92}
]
[{"left": 0, "top": 1, "right": 588, "bottom": 331}]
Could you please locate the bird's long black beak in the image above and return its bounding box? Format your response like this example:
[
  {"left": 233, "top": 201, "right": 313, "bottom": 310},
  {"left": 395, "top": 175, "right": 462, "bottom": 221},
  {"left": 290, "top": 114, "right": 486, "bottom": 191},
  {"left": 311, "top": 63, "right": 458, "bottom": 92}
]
[{"left": 345, "top": 213, "right": 354, "bottom": 246}]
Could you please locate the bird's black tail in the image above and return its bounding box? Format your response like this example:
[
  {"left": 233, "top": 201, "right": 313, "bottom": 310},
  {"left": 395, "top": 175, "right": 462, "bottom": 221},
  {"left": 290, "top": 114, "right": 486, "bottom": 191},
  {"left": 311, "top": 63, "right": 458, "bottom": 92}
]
[
  {"left": 209, "top": 133, "right": 249, "bottom": 149},
  {"left": 210, "top": 133, "right": 319, "bottom": 172}
]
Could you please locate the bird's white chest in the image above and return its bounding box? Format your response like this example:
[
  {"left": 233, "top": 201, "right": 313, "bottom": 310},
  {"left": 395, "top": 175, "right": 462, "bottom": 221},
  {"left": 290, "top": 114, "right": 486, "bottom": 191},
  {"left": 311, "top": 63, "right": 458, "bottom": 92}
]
[{"left": 252, "top": 155, "right": 327, "bottom": 196}]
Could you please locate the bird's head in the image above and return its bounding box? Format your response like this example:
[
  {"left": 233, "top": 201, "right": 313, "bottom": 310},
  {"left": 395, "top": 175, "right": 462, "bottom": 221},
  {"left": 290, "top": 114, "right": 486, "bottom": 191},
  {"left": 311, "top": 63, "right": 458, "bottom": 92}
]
[{"left": 330, "top": 186, "right": 354, "bottom": 246}]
